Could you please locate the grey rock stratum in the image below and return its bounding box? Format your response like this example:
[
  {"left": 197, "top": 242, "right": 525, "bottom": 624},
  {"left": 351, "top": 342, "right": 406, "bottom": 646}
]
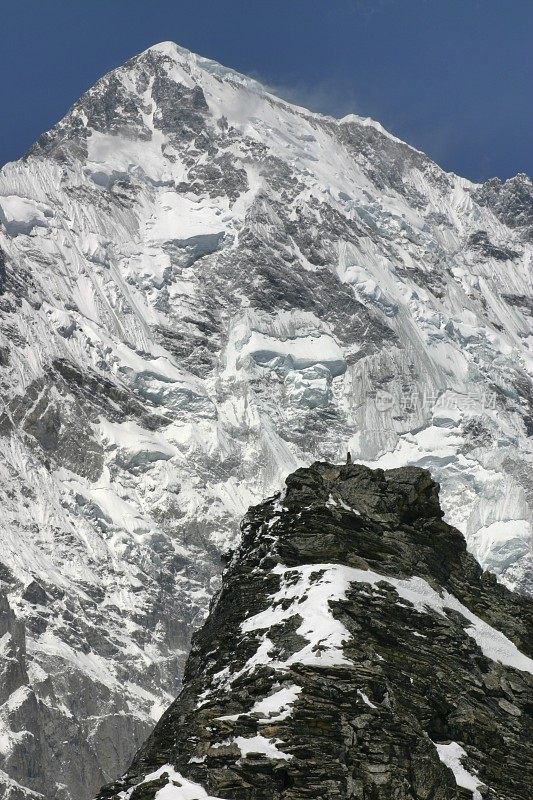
[{"left": 96, "top": 462, "right": 533, "bottom": 800}]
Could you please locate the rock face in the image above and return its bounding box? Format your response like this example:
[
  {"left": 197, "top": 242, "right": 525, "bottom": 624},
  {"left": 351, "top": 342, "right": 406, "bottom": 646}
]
[
  {"left": 0, "top": 590, "right": 146, "bottom": 800},
  {"left": 96, "top": 462, "right": 533, "bottom": 800},
  {"left": 1, "top": 41, "right": 533, "bottom": 799}
]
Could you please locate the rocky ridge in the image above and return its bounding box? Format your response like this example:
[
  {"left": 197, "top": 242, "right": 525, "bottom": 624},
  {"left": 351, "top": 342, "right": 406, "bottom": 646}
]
[
  {"left": 0, "top": 41, "right": 533, "bottom": 798},
  {"left": 97, "top": 461, "right": 533, "bottom": 800}
]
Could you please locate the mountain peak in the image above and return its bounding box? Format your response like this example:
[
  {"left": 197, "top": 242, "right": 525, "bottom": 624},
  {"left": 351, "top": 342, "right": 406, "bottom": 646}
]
[
  {"left": 144, "top": 40, "right": 182, "bottom": 58},
  {"left": 27, "top": 38, "right": 402, "bottom": 167},
  {"left": 137, "top": 39, "right": 268, "bottom": 95},
  {"left": 97, "top": 460, "right": 533, "bottom": 800},
  {"left": 2, "top": 35, "right": 533, "bottom": 800}
]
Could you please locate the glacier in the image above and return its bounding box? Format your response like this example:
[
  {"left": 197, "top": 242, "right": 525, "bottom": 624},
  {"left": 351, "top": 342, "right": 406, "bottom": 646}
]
[{"left": 0, "top": 40, "right": 532, "bottom": 799}]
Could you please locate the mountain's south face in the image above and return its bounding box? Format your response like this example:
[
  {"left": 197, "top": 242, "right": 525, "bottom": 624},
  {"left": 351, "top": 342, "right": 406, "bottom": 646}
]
[
  {"left": 97, "top": 462, "right": 533, "bottom": 800},
  {"left": 0, "top": 41, "right": 532, "bottom": 800}
]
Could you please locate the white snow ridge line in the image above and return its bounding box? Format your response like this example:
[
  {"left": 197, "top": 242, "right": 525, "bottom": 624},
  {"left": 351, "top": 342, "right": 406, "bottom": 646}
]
[
  {"left": 119, "top": 765, "right": 225, "bottom": 799},
  {"left": 241, "top": 564, "right": 533, "bottom": 676}
]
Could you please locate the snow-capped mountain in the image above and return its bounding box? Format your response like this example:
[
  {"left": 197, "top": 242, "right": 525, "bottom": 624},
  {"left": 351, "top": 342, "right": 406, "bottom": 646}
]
[
  {"left": 0, "top": 41, "right": 532, "bottom": 799},
  {"left": 97, "top": 461, "right": 533, "bottom": 800}
]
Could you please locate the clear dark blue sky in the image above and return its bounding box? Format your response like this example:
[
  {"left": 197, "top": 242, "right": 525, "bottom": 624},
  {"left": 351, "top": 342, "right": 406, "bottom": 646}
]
[{"left": 2, "top": 0, "right": 532, "bottom": 181}]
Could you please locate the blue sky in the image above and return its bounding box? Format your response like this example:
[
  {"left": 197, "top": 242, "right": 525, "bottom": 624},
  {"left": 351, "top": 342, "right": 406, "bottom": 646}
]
[{"left": 1, "top": 0, "right": 532, "bottom": 181}]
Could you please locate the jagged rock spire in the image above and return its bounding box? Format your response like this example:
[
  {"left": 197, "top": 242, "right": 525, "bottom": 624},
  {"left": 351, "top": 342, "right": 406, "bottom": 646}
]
[{"left": 97, "top": 462, "right": 533, "bottom": 800}]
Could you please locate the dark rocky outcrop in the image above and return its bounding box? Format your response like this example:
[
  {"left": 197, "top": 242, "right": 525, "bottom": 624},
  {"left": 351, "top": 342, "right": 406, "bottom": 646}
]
[
  {"left": 97, "top": 462, "right": 533, "bottom": 800},
  {"left": 467, "top": 230, "right": 519, "bottom": 261},
  {"left": 473, "top": 173, "right": 533, "bottom": 240}
]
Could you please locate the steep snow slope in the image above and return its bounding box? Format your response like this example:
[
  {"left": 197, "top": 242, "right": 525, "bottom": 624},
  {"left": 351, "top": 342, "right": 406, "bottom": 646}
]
[{"left": 0, "top": 41, "right": 532, "bottom": 799}]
